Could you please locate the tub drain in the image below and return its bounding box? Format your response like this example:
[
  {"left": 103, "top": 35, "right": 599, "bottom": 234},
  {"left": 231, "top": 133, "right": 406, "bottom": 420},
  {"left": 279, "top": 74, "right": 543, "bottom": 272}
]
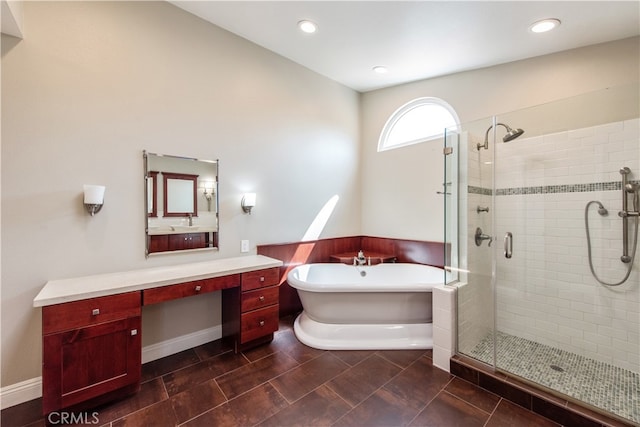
[{"left": 550, "top": 365, "right": 564, "bottom": 372}]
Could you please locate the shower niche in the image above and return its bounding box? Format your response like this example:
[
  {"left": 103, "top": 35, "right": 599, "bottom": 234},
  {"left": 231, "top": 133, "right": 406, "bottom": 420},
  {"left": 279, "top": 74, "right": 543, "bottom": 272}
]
[{"left": 444, "top": 84, "right": 640, "bottom": 425}]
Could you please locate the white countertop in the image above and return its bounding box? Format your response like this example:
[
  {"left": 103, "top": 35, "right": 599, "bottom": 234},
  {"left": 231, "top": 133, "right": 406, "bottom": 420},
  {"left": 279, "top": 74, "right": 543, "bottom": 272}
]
[
  {"left": 147, "top": 226, "right": 217, "bottom": 236},
  {"left": 33, "top": 255, "right": 283, "bottom": 307}
]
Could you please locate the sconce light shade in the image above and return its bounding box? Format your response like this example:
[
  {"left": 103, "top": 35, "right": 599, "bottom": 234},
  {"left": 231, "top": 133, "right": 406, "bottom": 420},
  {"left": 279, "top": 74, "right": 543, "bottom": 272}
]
[
  {"left": 241, "top": 193, "right": 256, "bottom": 214},
  {"left": 202, "top": 181, "right": 215, "bottom": 211},
  {"left": 202, "top": 182, "right": 215, "bottom": 200},
  {"left": 84, "top": 184, "right": 105, "bottom": 216}
]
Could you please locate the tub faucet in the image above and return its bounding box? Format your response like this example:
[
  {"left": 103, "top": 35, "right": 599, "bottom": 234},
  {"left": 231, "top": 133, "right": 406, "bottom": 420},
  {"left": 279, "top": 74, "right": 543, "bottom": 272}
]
[{"left": 354, "top": 250, "right": 367, "bottom": 266}]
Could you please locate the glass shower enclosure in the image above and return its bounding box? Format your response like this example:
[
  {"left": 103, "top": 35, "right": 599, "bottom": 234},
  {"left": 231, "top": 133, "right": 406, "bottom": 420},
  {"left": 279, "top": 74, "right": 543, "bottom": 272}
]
[{"left": 444, "top": 84, "right": 639, "bottom": 425}]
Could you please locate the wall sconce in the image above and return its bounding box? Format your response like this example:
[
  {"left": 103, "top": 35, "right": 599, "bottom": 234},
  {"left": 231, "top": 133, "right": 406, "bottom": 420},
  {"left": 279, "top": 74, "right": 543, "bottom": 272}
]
[
  {"left": 241, "top": 193, "right": 256, "bottom": 214},
  {"left": 84, "top": 185, "right": 106, "bottom": 216},
  {"left": 201, "top": 181, "right": 215, "bottom": 211}
]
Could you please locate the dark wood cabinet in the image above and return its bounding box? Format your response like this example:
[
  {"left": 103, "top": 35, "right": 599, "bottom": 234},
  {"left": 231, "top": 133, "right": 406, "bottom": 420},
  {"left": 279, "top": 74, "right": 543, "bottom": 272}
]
[
  {"left": 168, "top": 233, "right": 207, "bottom": 250},
  {"left": 222, "top": 267, "right": 280, "bottom": 351},
  {"left": 148, "top": 234, "right": 169, "bottom": 253},
  {"left": 37, "top": 258, "right": 283, "bottom": 415},
  {"left": 41, "top": 292, "right": 141, "bottom": 414},
  {"left": 148, "top": 232, "right": 209, "bottom": 253}
]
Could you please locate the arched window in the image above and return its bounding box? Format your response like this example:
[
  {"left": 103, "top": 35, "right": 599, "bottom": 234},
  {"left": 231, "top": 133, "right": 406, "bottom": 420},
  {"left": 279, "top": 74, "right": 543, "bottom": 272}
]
[{"left": 378, "top": 97, "right": 459, "bottom": 152}]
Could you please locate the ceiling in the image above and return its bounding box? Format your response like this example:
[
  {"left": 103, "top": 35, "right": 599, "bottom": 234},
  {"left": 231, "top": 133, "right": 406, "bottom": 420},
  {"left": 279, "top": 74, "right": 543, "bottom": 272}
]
[{"left": 170, "top": 1, "right": 640, "bottom": 93}]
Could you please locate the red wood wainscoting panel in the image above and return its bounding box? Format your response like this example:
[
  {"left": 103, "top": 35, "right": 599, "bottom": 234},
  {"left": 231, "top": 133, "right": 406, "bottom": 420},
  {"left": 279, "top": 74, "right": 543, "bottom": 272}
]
[
  {"left": 258, "top": 236, "right": 446, "bottom": 317},
  {"left": 361, "top": 236, "right": 448, "bottom": 267},
  {"left": 257, "top": 237, "right": 361, "bottom": 316}
]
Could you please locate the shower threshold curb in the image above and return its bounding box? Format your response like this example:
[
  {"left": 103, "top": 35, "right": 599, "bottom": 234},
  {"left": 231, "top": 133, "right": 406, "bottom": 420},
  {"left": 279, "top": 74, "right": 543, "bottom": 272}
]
[{"left": 451, "top": 355, "right": 635, "bottom": 427}]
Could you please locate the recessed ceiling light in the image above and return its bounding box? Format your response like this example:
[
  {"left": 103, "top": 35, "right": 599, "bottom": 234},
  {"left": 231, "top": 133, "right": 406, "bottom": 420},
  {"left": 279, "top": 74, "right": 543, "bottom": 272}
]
[
  {"left": 530, "top": 18, "right": 561, "bottom": 33},
  {"left": 372, "top": 66, "right": 388, "bottom": 74},
  {"left": 298, "top": 20, "right": 318, "bottom": 34}
]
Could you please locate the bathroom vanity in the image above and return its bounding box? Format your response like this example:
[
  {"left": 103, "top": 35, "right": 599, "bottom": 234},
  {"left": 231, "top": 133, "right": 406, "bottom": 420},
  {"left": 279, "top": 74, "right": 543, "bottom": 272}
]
[{"left": 33, "top": 255, "right": 282, "bottom": 415}]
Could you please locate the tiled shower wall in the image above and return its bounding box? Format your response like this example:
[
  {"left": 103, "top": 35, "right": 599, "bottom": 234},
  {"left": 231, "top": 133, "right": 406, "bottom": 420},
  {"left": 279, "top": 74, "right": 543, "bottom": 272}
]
[{"left": 494, "top": 118, "right": 639, "bottom": 373}]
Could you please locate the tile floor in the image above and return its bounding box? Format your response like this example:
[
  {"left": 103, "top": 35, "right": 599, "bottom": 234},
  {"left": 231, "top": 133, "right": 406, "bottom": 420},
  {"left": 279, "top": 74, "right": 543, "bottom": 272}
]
[
  {"left": 2, "top": 316, "right": 560, "bottom": 427},
  {"left": 468, "top": 331, "right": 639, "bottom": 424}
]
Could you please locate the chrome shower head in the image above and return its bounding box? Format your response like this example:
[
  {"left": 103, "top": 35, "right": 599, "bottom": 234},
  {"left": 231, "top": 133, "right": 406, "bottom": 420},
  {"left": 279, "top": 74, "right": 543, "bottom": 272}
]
[
  {"left": 502, "top": 126, "right": 525, "bottom": 142},
  {"left": 477, "top": 123, "right": 525, "bottom": 150},
  {"left": 597, "top": 202, "right": 608, "bottom": 216}
]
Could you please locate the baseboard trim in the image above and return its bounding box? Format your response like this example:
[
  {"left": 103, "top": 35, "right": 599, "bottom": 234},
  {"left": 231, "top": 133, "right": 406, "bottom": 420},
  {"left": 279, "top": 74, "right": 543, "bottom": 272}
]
[
  {"left": 1, "top": 326, "right": 222, "bottom": 410},
  {"left": 0, "top": 377, "right": 42, "bottom": 410},
  {"left": 141, "top": 325, "right": 222, "bottom": 364}
]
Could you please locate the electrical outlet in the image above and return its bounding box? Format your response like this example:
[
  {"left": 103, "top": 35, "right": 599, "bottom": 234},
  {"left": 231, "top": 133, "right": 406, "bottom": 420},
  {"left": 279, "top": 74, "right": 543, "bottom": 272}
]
[{"left": 241, "top": 240, "right": 250, "bottom": 253}]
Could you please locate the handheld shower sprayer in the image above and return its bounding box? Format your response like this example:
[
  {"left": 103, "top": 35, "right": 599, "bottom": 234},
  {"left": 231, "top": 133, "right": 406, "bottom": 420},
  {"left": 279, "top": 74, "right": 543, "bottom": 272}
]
[
  {"left": 585, "top": 166, "right": 638, "bottom": 286},
  {"left": 625, "top": 183, "right": 639, "bottom": 213}
]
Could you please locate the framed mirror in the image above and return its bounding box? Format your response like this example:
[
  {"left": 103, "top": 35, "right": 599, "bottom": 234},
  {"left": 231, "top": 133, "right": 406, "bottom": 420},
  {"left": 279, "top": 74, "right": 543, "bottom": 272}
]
[
  {"left": 147, "top": 171, "right": 158, "bottom": 217},
  {"left": 163, "top": 172, "right": 198, "bottom": 217},
  {"left": 143, "top": 151, "right": 219, "bottom": 256}
]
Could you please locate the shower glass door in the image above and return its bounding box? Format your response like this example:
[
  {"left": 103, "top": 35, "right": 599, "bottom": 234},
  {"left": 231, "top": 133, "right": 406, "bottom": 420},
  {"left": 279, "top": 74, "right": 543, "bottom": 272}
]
[
  {"left": 444, "top": 115, "right": 497, "bottom": 362},
  {"left": 490, "top": 86, "right": 639, "bottom": 424},
  {"left": 449, "top": 85, "right": 639, "bottom": 424}
]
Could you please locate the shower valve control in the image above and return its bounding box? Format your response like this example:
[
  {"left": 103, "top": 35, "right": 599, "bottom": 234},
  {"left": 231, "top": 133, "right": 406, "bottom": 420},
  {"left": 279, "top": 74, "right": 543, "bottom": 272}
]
[{"left": 474, "top": 227, "right": 493, "bottom": 247}]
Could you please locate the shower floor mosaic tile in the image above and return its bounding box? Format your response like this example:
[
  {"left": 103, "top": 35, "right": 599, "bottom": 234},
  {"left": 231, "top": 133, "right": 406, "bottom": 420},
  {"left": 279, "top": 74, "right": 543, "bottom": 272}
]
[{"left": 468, "top": 331, "right": 640, "bottom": 425}]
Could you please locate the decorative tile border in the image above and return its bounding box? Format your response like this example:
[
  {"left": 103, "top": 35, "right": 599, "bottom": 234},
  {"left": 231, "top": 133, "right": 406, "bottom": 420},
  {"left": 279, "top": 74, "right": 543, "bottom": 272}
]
[
  {"left": 468, "top": 180, "right": 640, "bottom": 196},
  {"left": 468, "top": 185, "right": 492, "bottom": 196}
]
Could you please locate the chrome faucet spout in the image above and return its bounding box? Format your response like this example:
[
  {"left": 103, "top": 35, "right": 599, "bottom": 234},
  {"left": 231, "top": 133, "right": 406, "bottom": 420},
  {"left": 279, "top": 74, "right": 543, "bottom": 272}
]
[{"left": 188, "top": 213, "right": 193, "bottom": 226}]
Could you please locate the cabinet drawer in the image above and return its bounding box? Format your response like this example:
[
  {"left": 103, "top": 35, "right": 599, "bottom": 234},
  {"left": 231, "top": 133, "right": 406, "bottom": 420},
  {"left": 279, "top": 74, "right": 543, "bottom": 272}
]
[
  {"left": 43, "top": 292, "right": 141, "bottom": 335},
  {"left": 241, "top": 286, "right": 279, "bottom": 312},
  {"left": 143, "top": 274, "right": 240, "bottom": 305},
  {"left": 241, "top": 267, "right": 279, "bottom": 291},
  {"left": 240, "top": 305, "right": 279, "bottom": 344}
]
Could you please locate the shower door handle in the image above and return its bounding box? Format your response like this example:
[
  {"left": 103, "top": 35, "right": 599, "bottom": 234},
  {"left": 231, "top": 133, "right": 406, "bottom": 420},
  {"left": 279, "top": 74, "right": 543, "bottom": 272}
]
[{"left": 504, "top": 232, "right": 513, "bottom": 259}]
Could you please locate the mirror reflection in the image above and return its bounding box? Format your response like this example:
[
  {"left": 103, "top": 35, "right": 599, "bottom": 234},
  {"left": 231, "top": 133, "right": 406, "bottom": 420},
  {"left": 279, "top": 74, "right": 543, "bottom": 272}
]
[
  {"left": 144, "top": 151, "right": 219, "bottom": 256},
  {"left": 164, "top": 173, "right": 197, "bottom": 216}
]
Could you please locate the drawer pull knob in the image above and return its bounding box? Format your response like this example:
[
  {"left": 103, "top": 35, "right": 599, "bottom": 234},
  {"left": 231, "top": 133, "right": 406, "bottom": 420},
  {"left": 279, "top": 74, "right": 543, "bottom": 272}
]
[
  {"left": 92, "top": 309, "right": 100, "bottom": 316},
  {"left": 259, "top": 276, "right": 265, "bottom": 282},
  {"left": 195, "top": 285, "right": 202, "bottom": 292},
  {"left": 259, "top": 320, "right": 265, "bottom": 327},
  {"left": 131, "top": 329, "right": 138, "bottom": 336},
  {"left": 259, "top": 295, "right": 265, "bottom": 302}
]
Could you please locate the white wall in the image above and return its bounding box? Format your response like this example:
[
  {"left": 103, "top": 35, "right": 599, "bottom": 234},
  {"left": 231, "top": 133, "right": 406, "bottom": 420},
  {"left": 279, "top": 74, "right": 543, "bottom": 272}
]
[
  {"left": 359, "top": 37, "right": 639, "bottom": 241},
  {"left": 0, "top": 0, "right": 24, "bottom": 38},
  {"left": 1, "top": 1, "right": 360, "bottom": 387}
]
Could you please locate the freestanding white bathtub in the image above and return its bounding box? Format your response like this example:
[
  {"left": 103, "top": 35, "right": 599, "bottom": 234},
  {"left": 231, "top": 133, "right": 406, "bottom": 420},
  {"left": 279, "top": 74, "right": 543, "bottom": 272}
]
[{"left": 286, "top": 263, "right": 446, "bottom": 350}]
